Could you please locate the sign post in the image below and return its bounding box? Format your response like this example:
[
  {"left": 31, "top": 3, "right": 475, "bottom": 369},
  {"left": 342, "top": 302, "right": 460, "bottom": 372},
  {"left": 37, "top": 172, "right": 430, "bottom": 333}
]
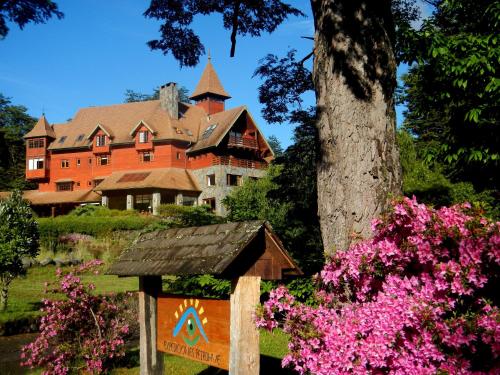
[{"left": 108, "top": 220, "right": 302, "bottom": 375}]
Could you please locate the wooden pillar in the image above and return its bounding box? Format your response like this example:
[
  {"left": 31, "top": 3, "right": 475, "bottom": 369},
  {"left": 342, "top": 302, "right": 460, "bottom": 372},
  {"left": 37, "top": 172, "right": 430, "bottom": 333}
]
[
  {"left": 175, "top": 192, "right": 183, "bottom": 206},
  {"left": 152, "top": 192, "right": 161, "bottom": 216},
  {"left": 126, "top": 194, "right": 134, "bottom": 210},
  {"left": 139, "top": 276, "right": 163, "bottom": 375},
  {"left": 229, "top": 276, "right": 261, "bottom": 375},
  {"left": 101, "top": 195, "right": 109, "bottom": 207}
]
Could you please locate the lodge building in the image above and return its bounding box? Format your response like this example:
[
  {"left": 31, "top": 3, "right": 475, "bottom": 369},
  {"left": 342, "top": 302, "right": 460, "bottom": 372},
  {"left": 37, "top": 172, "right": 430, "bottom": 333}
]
[{"left": 22, "top": 58, "right": 273, "bottom": 216}]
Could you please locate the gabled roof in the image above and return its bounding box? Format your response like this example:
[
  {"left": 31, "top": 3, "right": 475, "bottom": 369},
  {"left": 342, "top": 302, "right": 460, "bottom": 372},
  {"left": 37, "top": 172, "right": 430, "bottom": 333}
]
[
  {"left": 188, "top": 106, "right": 246, "bottom": 153},
  {"left": 87, "top": 122, "right": 113, "bottom": 140},
  {"left": 107, "top": 220, "right": 302, "bottom": 279},
  {"left": 129, "top": 120, "right": 157, "bottom": 136},
  {"left": 24, "top": 115, "right": 56, "bottom": 139},
  {"left": 95, "top": 168, "right": 201, "bottom": 192},
  {"left": 190, "top": 58, "right": 231, "bottom": 100}
]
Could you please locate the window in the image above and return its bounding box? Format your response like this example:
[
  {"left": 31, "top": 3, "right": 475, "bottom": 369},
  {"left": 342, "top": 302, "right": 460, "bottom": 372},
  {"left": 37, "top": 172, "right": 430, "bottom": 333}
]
[
  {"left": 176, "top": 152, "right": 181, "bottom": 160},
  {"left": 76, "top": 182, "right": 81, "bottom": 187},
  {"left": 28, "top": 139, "right": 44, "bottom": 148},
  {"left": 88, "top": 157, "right": 92, "bottom": 165},
  {"left": 201, "top": 124, "right": 217, "bottom": 139},
  {"left": 76, "top": 134, "right": 85, "bottom": 142},
  {"left": 135, "top": 194, "right": 152, "bottom": 212},
  {"left": 140, "top": 151, "right": 154, "bottom": 162},
  {"left": 206, "top": 174, "right": 216, "bottom": 186},
  {"left": 97, "top": 155, "right": 110, "bottom": 166},
  {"left": 183, "top": 196, "right": 197, "bottom": 206},
  {"left": 28, "top": 158, "right": 44, "bottom": 170},
  {"left": 227, "top": 174, "right": 242, "bottom": 186},
  {"left": 76, "top": 159, "right": 81, "bottom": 167},
  {"left": 138, "top": 131, "right": 149, "bottom": 143},
  {"left": 202, "top": 198, "right": 216, "bottom": 212},
  {"left": 61, "top": 159, "right": 69, "bottom": 168},
  {"left": 58, "top": 136, "right": 67, "bottom": 144},
  {"left": 96, "top": 135, "right": 106, "bottom": 147},
  {"left": 87, "top": 181, "right": 92, "bottom": 187},
  {"left": 56, "top": 182, "right": 73, "bottom": 191}
]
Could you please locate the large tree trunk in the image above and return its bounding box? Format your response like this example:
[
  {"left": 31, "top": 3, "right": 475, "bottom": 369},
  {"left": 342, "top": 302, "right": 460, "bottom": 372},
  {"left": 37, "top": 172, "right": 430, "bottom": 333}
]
[{"left": 311, "top": 0, "right": 402, "bottom": 253}]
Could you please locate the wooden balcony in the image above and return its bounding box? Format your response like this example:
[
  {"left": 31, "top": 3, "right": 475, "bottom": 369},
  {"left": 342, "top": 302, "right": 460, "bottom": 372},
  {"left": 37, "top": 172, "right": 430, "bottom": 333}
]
[
  {"left": 227, "top": 135, "right": 258, "bottom": 150},
  {"left": 212, "top": 156, "right": 267, "bottom": 170},
  {"left": 93, "top": 144, "right": 110, "bottom": 154}
]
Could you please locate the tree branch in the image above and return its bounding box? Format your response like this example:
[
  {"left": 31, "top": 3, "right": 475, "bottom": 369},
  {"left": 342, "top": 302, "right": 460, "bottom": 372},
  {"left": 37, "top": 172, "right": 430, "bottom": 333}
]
[
  {"left": 299, "top": 50, "right": 315, "bottom": 65},
  {"left": 230, "top": 1, "right": 241, "bottom": 57}
]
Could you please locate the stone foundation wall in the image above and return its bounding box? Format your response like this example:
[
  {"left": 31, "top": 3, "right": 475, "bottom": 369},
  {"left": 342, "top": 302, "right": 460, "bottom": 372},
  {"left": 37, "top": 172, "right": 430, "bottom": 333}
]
[{"left": 192, "top": 166, "right": 267, "bottom": 216}]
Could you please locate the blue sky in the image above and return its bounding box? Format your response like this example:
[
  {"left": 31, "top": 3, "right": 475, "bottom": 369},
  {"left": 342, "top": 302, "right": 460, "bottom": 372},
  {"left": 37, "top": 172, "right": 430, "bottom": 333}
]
[{"left": 0, "top": 0, "right": 416, "bottom": 148}]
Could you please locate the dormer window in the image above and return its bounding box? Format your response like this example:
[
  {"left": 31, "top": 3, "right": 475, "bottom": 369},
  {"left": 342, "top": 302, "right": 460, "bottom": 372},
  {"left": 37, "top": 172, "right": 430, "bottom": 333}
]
[
  {"left": 138, "top": 131, "right": 149, "bottom": 143},
  {"left": 59, "top": 136, "right": 67, "bottom": 144},
  {"left": 96, "top": 135, "right": 106, "bottom": 147}
]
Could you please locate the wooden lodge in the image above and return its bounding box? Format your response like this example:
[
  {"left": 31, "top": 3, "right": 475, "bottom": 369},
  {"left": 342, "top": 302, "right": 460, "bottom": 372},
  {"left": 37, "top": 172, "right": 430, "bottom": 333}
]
[{"left": 19, "top": 57, "right": 274, "bottom": 216}]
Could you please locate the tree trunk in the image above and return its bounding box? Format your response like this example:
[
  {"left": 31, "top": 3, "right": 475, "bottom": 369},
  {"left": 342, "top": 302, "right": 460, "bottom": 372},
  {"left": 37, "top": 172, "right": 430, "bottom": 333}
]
[
  {"left": 0, "top": 279, "right": 9, "bottom": 312},
  {"left": 310, "top": 0, "right": 402, "bottom": 253}
]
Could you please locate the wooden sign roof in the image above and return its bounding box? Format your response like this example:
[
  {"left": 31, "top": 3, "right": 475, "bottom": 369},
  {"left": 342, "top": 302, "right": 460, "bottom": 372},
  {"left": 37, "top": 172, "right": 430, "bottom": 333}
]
[{"left": 107, "top": 220, "right": 302, "bottom": 280}]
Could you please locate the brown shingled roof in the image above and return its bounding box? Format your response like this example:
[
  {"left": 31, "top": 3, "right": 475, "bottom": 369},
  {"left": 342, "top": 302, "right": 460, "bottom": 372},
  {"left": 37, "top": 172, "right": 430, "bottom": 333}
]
[
  {"left": 189, "top": 106, "right": 245, "bottom": 153},
  {"left": 107, "top": 220, "right": 302, "bottom": 279},
  {"left": 23, "top": 189, "right": 101, "bottom": 205},
  {"left": 24, "top": 115, "right": 56, "bottom": 139},
  {"left": 95, "top": 168, "right": 201, "bottom": 192},
  {"left": 190, "top": 59, "right": 231, "bottom": 100},
  {"left": 47, "top": 101, "right": 205, "bottom": 150}
]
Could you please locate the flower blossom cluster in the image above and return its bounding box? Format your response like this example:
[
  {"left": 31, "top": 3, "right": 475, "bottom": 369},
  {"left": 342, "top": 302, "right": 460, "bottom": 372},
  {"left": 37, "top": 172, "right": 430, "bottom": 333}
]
[
  {"left": 256, "top": 197, "right": 500, "bottom": 374},
  {"left": 21, "top": 260, "right": 129, "bottom": 374}
]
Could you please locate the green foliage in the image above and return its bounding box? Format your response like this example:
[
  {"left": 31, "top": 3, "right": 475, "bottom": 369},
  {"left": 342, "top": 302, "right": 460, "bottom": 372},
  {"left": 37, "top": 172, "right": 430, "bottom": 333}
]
[
  {"left": 68, "top": 204, "right": 139, "bottom": 217},
  {"left": 0, "top": 94, "right": 38, "bottom": 190},
  {"left": 156, "top": 204, "right": 225, "bottom": 227},
  {"left": 223, "top": 115, "right": 324, "bottom": 274},
  {"left": 400, "top": 0, "right": 499, "bottom": 190},
  {"left": 267, "top": 135, "right": 283, "bottom": 157},
  {"left": 37, "top": 215, "right": 155, "bottom": 251},
  {"left": 0, "top": 191, "right": 39, "bottom": 310},
  {"left": 398, "top": 130, "right": 499, "bottom": 218},
  {"left": 223, "top": 164, "right": 290, "bottom": 225},
  {"left": 0, "top": 0, "right": 63, "bottom": 39},
  {"left": 163, "top": 275, "right": 231, "bottom": 299}
]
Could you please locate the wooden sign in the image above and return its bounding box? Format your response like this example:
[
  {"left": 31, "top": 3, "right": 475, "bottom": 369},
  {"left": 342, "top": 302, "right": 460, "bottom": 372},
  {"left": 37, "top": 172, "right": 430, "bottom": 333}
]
[{"left": 157, "top": 295, "right": 231, "bottom": 370}]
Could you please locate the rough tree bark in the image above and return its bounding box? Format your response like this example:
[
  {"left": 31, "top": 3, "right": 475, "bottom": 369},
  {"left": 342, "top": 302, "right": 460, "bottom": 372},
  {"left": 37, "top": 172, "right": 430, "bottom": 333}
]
[{"left": 311, "top": 0, "right": 402, "bottom": 253}]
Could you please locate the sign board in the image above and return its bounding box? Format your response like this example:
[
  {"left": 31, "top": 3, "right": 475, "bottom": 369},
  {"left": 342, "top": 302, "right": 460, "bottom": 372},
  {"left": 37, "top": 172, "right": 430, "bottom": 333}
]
[{"left": 157, "top": 295, "right": 231, "bottom": 370}]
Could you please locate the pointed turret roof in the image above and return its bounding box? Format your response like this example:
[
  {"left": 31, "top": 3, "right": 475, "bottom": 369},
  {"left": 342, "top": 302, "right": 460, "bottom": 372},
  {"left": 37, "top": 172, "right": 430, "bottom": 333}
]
[
  {"left": 190, "top": 57, "right": 231, "bottom": 100},
  {"left": 24, "top": 114, "right": 56, "bottom": 139}
]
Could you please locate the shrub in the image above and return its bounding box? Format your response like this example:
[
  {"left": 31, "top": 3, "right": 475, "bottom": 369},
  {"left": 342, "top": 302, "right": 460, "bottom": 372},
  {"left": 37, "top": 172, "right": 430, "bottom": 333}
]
[
  {"left": 21, "top": 260, "right": 129, "bottom": 374},
  {"left": 67, "top": 205, "right": 139, "bottom": 217},
  {"left": 257, "top": 197, "right": 500, "bottom": 374},
  {"left": 157, "top": 204, "right": 225, "bottom": 227},
  {"left": 38, "top": 215, "right": 155, "bottom": 251},
  {"left": 0, "top": 190, "right": 39, "bottom": 311}
]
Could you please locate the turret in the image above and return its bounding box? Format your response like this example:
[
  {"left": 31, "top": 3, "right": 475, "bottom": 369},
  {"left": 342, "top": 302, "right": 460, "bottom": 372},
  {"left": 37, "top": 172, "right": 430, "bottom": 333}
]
[
  {"left": 24, "top": 114, "right": 54, "bottom": 180},
  {"left": 190, "top": 56, "right": 231, "bottom": 115}
]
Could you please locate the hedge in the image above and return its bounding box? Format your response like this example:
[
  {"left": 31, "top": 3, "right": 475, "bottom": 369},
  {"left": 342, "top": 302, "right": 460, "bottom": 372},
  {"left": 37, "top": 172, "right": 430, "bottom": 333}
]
[{"left": 37, "top": 215, "right": 156, "bottom": 250}]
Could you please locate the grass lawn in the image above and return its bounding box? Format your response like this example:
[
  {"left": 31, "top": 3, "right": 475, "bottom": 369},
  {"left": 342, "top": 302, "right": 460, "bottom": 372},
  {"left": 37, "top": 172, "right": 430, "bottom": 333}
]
[
  {"left": 110, "top": 329, "right": 292, "bottom": 375},
  {"left": 1, "top": 266, "right": 294, "bottom": 374},
  {"left": 0, "top": 265, "right": 138, "bottom": 324}
]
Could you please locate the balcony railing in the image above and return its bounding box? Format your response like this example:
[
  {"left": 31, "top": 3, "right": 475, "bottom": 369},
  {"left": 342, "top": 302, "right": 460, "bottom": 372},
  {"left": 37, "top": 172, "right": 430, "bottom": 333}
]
[
  {"left": 212, "top": 156, "right": 267, "bottom": 170},
  {"left": 228, "top": 135, "right": 258, "bottom": 149}
]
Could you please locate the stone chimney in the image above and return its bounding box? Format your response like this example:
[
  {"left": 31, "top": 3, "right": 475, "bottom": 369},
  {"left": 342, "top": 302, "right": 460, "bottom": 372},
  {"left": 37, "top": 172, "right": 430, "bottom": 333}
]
[{"left": 159, "top": 82, "right": 179, "bottom": 119}]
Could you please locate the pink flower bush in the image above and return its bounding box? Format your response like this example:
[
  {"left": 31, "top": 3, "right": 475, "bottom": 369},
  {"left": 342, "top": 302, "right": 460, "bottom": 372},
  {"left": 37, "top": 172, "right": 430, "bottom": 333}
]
[
  {"left": 257, "top": 197, "right": 500, "bottom": 374},
  {"left": 21, "top": 260, "right": 129, "bottom": 374}
]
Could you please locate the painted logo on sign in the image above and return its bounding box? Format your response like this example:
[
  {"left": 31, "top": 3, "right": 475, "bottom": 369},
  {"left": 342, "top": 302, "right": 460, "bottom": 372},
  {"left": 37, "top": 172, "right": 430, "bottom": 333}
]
[{"left": 173, "top": 299, "right": 209, "bottom": 347}]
